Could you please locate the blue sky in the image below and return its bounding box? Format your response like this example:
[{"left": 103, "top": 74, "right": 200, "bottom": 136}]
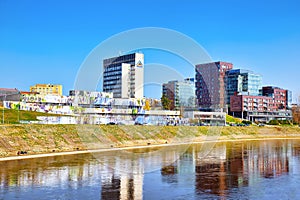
[{"left": 1, "top": 0, "right": 300, "bottom": 101}]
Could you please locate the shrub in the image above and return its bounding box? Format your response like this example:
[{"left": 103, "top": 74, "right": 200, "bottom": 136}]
[
  {"left": 242, "top": 120, "right": 252, "bottom": 125},
  {"left": 268, "top": 120, "right": 279, "bottom": 125}
]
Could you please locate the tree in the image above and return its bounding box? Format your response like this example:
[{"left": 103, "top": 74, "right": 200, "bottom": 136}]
[
  {"left": 144, "top": 99, "right": 151, "bottom": 111},
  {"left": 161, "top": 95, "right": 171, "bottom": 110}
]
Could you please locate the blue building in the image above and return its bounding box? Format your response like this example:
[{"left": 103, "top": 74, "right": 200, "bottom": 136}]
[{"left": 226, "top": 69, "right": 262, "bottom": 104}]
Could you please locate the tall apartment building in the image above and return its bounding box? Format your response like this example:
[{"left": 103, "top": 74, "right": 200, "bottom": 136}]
[
  {"left": 30, "top": 84, "right": 62, "bottom": 96},
  {"left": 103, "top": 53, "right": 144, "bottom": 99},
  {"left": 226, "top": 69, "right": 262, "bottom": 104},
  {"left": 195, "top": 61, "right": 233, "bottom": 111},
  {"left": 162, "top": 78, "right": 195, "bottom": 110},
  {"left": 262, "top": 86, "right": 289, "bottom": 110}
]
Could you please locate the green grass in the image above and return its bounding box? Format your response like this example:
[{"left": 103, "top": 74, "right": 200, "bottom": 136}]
[
  {"left": 0, "top": 107, "right": 62, "bottom": 124},
  {"left": 226, "top": 114, "right": 243, "bottom": 124}
]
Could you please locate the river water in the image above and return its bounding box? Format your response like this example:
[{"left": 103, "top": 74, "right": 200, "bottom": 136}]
[{"left": 1, "top": 139, "right": 300, "bottom": 199}]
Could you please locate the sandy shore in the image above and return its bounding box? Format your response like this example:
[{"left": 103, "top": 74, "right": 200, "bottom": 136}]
[{"left": 2, "top": 135, "right": 300, "bottom": 162}]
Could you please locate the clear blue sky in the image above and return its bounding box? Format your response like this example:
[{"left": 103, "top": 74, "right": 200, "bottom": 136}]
[{"left": 1, "top": 0, "right": 300, "bottom": 101}]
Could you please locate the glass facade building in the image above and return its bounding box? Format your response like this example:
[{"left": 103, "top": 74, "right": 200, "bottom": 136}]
[
  {"left": 162, "top": 78, "right": 195, "bottom": 110},
  {"left": 226, "top": 69, "right": 262, "bottom": 104}
]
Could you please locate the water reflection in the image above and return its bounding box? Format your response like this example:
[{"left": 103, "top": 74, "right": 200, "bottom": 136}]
[{"left": 0, "top": 139, "right": 300, "bottom": 199}]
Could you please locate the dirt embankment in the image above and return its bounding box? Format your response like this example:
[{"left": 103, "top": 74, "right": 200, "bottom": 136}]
[{"left": 1, "top": 124, "right": 300, "bottom": 158}]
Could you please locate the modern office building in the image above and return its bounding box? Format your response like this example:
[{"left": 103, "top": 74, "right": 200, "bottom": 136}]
[
  {"left": 262, "top": 86, "right": 288, "bottom": 110},
  {"left": 162, "top": 78, "right": 195, "bottom": 110},
  {"left": 226, "top": 69, "right": 262, "bottom": 104},
  {"left": 30, "top": 84, "right": 63, "bottom": 96},
  {"left": 195, "top": 61, "right": 233, "bottom": 111},
  {"left": 103, "top": 53, "right": 144, "bottom": 99}
]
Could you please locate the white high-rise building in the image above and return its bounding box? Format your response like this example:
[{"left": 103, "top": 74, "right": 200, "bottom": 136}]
[{"left": 103, "top": 53, "right": 144, "bottom": 98}]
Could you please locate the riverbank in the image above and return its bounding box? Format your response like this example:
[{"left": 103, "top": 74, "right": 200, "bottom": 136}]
[{"left": 1, "top": 124, "right": 300, "bottom": 160}]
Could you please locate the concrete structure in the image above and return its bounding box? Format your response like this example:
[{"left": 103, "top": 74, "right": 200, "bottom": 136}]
[
  {"left": 247, "top": 110, "right": 292, "bottom": 122},
  {"left": 30, "top": 84, "right": 63, "bottom": 96},
  {"left": 262, "top": 86, "right": 288, "bottom": 110},
  {"left": 184, "top": 111, "right": 226, "bottom": 126},
  {"left": 162, "top": 78, "right": 195, "bottom": 110},
  {"left": 103, "top": 53, "right": 144, "bottom": 99},
  {"left": 226, "top": 69, "right": 262, "bottom": 104},
  {"left": 195, "top": 61, "right": 233, "bottom": 112}
]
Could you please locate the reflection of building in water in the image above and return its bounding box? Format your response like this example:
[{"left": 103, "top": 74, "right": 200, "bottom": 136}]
[
  {"left": 99, "top": 155, "right": 144, "bottom": 200},
  {"left": 0, "top": 156, "right": 102, "bottom": 189},
  {"left": 194, "top": 143, "right": 248, "bottom": 197},
  {"left": 193, "top": 141, "right": 294, "bottom": 197},
  {"left": 245, "top": 141, "right": 290, "bottom": 180}
]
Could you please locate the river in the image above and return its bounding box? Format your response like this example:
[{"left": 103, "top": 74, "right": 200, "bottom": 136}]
[{"left": 1, "top": 139, "right": 300, "bottom": 199}]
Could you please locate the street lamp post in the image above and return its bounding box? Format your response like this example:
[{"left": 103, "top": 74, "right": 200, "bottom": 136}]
[{"left": 2, "top": 94, "right": 6, "bottom": 124}]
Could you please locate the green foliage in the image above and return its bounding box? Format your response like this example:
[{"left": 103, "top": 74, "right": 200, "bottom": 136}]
[
  {"left": 268, "top": 120, "right": 280, "bottom": 125},
  {"left": 0, "top": 108, "right": 62, "bottom": 124},
  {"left": 268, "top": 120, "right": 293, "bottom": 126},
  {"left": 161, "top": 95, "right": 171, "bottom": 110},
  {"left": 242, "top": 120, "right": 252, "bottom": 125},
  {"left": 226, "top": 115, "right": 242, "bottom": 124}
]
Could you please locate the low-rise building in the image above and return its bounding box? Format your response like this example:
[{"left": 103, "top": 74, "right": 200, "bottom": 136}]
[
  {"left": 230, "top": 93, "right": 292, "bottom": 122},
  {"left": 0, "top": 88, "right": 20, "bottom": 102},
  {"left": 30, "top": 84, "right": 63, "bottom": 96},
  {"left": 184, "top": 111, "right": 226, "bottom": 126}
]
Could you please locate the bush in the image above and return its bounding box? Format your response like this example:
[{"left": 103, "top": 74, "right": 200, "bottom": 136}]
[
  {"left": 268, "top": 120, "right": 292, "bottom": 125},
  {"left": 242, "top": 120, "right": 252, "bottom": 125},
  {"left": 268, "top": 120, "right": 279, "bottom": 125}
]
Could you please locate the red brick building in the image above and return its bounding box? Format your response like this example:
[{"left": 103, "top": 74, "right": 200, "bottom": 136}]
[
  {"left": 262, "top": 86, "right": 287, "bottom": 110},
  {"left": 230, "top": 93, "right": 273, "bottom": 113}
]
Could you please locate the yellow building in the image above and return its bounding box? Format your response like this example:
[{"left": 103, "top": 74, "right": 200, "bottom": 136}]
[{"left": 30, "top": 84, "right": 63, "bottom": 96}]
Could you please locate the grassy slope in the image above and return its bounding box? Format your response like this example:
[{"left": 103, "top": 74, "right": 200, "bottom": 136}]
[
  {"left": 226, "top": 114, "right": 243, "bottom": 124},
  {"left": 1, "top": 124, "right": 300, "bottom": 157},
  {"left": 0, "top": 108, "right": 62, "bottom": 124}
]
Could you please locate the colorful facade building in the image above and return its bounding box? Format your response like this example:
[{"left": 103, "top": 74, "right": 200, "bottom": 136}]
[
  {"left": 195, "top": 61, "right": 233, "bottom": 112},
  {"left": 30, "top": 84, "right": 63, "bottom": 96}
]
